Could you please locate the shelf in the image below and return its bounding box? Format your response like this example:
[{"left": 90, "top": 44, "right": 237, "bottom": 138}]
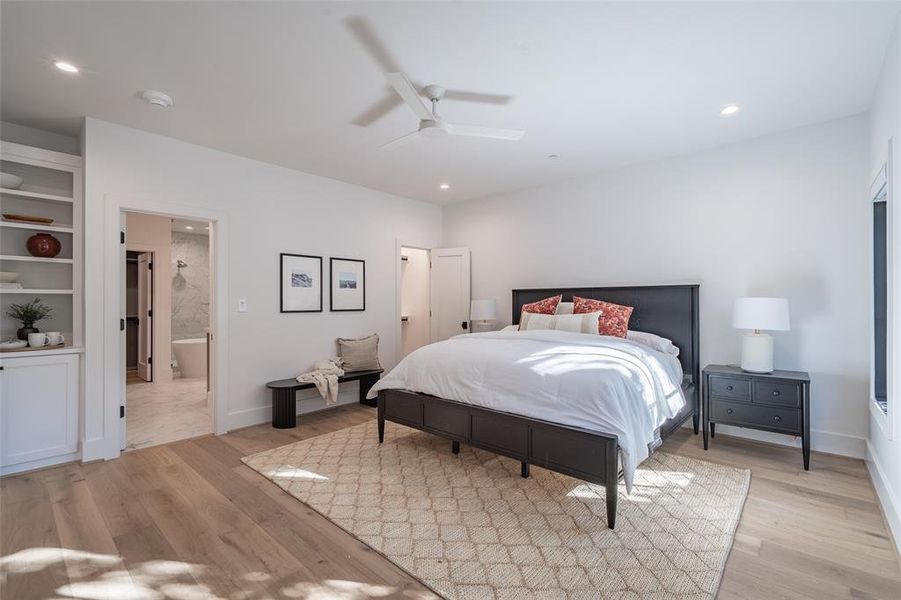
[
  {"left": 0, "top": 221, "right": 73, "bottom": 233},
  {"left": 0, "top": 345, "right": 83, "bottom": 358},
  {"left": 0, "top": 188, "right": 74, "bottom": 203},
  {"left": 0, "top": 289, "right": 74, "bottom": 295},
  {"left": 0, "top": 255, "right": 74, "bottom": 264}
]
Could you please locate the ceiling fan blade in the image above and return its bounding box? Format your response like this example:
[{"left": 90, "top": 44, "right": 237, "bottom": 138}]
[
  {"left": 351, "top": 91, "right": 402, "bottom": 127},
  {"left": 379, "top": 130, "right": 420, "bottom": 150},
  {"left": 386, "top": 72, "right": 433, "bottom": 121},
  {"left": 344, "top": 16, "right": 402, "bottom": 72},
  {"left": 446, "top": 123, "right": 525, "bottom": 140},
  {"left": 441, "top": 89, "right": 513, "bottom": 105}
]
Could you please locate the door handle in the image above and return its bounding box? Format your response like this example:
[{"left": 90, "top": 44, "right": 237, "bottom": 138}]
[{"left": 461, "top": 321, "right": 468, "bottom": 330}]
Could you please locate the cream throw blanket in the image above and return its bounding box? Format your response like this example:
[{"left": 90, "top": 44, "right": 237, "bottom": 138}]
[{"left": 296, "top": 358, "right": 345, "bottom": 405}]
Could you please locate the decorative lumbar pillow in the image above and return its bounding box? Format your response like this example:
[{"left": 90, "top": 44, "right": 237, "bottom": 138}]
[
  {"left": 520, "top": 295, "right": 562, "bottom": 315},
  {"left": 519, "top": 311, "right": 602, "bottom": 334},
  {"left": 336, "top": 334, "right": 381, "bottom": 371},
  {"left": 627, "top": 330, "right": 680, "bottom": 356},
  {"left": 573, "top": 296, "right": 634, "bottom": 338},
  {"left": 555, "top": 301, "right": 574, "bottom": 315}
]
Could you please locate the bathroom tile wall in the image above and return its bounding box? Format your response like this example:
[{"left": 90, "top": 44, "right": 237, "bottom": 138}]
[{"left": 171, "top": 231, "right": 209, "bottom": 341}]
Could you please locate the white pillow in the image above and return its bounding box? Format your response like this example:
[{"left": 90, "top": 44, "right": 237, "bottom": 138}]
[
  {"left": 501, "top": 324, "right": 519, "bottom": 332},
  {"left": 627, "top": 330, "right": 679, "bottom": 356},
  {"left": 519, "top": 311, "right": 602, "bottom": 334},
  {"left": 554, "top": 301, "right": 574, "bottom": 315}
]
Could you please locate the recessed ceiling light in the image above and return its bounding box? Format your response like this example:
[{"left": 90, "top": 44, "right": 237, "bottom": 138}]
[
  {"left": 204, "top": 226, "right": 210, "bottom": 230},
  {"left": 720, "top": 104, "right": 740, "bottom": 116},
  {"left": 54, "top": 61, "right": 79, "bottom": 73},
  {"left": 439, "top": 183, "right": 450, "bottom": 190},
  {"left": 185, "top": 225, "right": 194, "bottom": 230}
]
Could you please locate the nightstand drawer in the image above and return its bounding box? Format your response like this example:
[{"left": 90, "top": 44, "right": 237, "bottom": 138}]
[
  {"left": 708, "top": 376, "right": 750, "bottom": 401},
  {"left": 710, "top": 399, "right": 800, "bottom": 434},
  {"left": 753, "top": 380, "right": 801, "bottom": 407}
]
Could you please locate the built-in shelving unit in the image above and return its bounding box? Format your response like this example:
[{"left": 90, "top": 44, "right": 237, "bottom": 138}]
[
  {"left": 0, "top": 141, "right": 83, "bottom": 349},
  {"left": 0, "top": 140, "right": 83, "bottom": 475}
]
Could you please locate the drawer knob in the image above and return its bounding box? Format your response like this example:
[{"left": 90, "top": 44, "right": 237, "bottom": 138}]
[
  {"left": 772, "top": 390, "right": 781, "bottom": 396},
  {"left": 726, "top": 385, "right": 733, "bottom": 391},
  {"left": 773, "top": 415, "right": 782, "bottom": 422},
  {"left": 726, "top": 408, "right": 734, "bottom": 414}
]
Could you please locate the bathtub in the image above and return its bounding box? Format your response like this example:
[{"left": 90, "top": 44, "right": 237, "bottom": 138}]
[{"left": 172, "top": 337, "right": 207, "bottom": 379}]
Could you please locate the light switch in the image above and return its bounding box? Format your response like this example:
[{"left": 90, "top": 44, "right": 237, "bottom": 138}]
[{"left": 238, "top": 298, "right": 248, "bottom": 312}]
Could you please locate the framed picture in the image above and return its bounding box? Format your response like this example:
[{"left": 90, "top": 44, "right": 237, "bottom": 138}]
[
  {"left": 280, "top": 253, "right": 322, "bottom": 313},
  {"left": 330, "top": 257, "right": 365, "bottom": 311}
]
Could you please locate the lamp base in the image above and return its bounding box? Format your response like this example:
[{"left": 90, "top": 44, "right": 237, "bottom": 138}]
[{"left": 741, "top": 332, "right": 773, "bottom": 373}]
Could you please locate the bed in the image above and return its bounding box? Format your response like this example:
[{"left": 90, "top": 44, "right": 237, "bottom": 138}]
[{"left": 372, "top": 284, "right": 700, "bottom": 528}]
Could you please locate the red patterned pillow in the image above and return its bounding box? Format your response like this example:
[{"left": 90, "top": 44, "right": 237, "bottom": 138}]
[
  {"left": 573, "top": 296, "right": 633, "bottom": 338},
  {"left": 521, "top": 295, "right": 562, "bottom": 315}
]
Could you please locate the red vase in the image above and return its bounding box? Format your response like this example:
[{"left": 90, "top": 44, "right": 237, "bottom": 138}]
[{"left": 27, "top": 233, "right": 62, "bottom": 258}]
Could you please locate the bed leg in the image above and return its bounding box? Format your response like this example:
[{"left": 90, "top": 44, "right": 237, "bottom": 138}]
[
  {"left": 377, "top": 394, "right": 385, "bottom": 444},
  {"left": 606, "top": 440, "right": 618, "bottom": 529},
  {"left": 692, "top": 412, "right": 699, "bottom": 435},
  {"left": 452, "top": 440, "right": 460, "bottom": 454},
  {"left": 521, "top": 462, "right": 529, "bottom": 478}
]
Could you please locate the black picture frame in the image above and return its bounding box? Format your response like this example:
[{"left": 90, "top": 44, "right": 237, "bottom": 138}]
[
  {"left": 329, "top": 257, "right": 366, "bottom": 311},
  {"left": 280, "top": 253, "right": 323, "bottom": 313}
]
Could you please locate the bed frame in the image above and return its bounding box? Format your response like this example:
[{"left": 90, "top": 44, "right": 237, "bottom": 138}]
[{"left": 377, "top": 284, "right": 700, "bottom": 528}]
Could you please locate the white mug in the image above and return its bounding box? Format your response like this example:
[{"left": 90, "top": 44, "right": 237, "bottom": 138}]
[
  {"left": 46, "top": 332, "right": 65, "bottom": 345},
  {"left": 28, "top": 332, "right": 50, "bottom": 347}
]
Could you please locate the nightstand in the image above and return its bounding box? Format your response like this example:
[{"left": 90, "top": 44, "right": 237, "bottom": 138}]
[{"left": 702, "top": 364, "right": 811, "bottom": 469}]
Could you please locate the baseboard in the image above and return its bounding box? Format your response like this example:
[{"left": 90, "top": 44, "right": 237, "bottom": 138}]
[
  {"left": 226, "top": 384, "right": 364, "bottom": 431},
  {"left": 866, "top": 440, "right": 901, "bottom": 557},
  {"left": 0, "top": 451, "right": 80, "bottom": 477},
  {"left": 684, "top": 421, "right": 866, "bottom": 459}
]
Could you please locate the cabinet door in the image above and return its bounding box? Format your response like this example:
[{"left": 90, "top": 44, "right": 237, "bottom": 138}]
[{"left": 0, "top": 354, "right": 79, "bottom": 467}]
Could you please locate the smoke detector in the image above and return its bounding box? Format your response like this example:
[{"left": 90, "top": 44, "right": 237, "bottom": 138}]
[{"left": 141, "top": 90, "right": 174, "bottom": 108}]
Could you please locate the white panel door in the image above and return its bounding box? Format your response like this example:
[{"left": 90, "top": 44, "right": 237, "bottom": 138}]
[
  {"left": 0, "top": 353, "right": 79, "bottom": 468},
  {"left": 136, "top": 252, "right": 153, "bottom": 382},
  {"left": 430, "top": 247, "right": 471, "bottom": 342}
]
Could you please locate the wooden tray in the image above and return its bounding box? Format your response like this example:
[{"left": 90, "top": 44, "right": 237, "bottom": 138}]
[
  {"left": 2, "top": 213, "right": 54, "bottom": 224},
  {"left": 0, "top": 342, "right": 65, "bottom": 353}
]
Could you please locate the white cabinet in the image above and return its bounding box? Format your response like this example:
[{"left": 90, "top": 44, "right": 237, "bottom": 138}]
[{"left": 0, "top": 352, "right": 79, "bottom": 474}]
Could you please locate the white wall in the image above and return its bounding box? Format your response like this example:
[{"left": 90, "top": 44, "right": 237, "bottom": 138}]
[
  {"left": 444, "top": 114, "right": 870, "bottom": 458},
  {"left": 83, "top": 118, "right": 441, "bottom": 460},
  {"left": 401, "top": 247, "right": 430, "bottom": 357},
  {"left": 0, "top": 120, "right": 80, "bottom": 155},
  {"left": 867, "top": 9, "right": 901, "bottom": 554},
  {"left": 125, "top": 212, "right": 174, "bottom": 382}
]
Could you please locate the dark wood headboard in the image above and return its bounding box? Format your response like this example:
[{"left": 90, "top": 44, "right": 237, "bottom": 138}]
[{"left": 512, "top": 284, "right": 700, "bottom": 385}]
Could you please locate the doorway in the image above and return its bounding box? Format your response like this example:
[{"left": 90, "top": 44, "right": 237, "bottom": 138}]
[
  {"left": 397, "top": 245, "right": 471, "bottom": 361},
  {"left": 125, "top": 250, "right": 153, "bottom": 383},
  {"left": 121, "top": 212, "right": 212, "bottom": 451}
]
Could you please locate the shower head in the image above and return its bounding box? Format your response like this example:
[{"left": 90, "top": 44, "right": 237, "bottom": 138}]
[{"left": 176, "top": 260, "right": 188, "bottom": 269}]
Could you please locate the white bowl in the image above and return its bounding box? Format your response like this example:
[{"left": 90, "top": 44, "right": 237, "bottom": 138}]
[
  {"left": 0, "top": 172, "right": 24, "bottom": 189},
  {"left": 0, "top": 271, "right": 19, "bottom": 283}
]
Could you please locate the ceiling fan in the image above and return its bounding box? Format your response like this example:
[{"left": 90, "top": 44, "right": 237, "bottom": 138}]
[{"left": 379, "top": 72, "right": 525, "bottom": 149}]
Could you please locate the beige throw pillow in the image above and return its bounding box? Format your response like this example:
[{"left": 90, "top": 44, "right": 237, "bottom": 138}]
[
  {"left": 519, "top": 311, "right": 602, "bottom": 334},
  {"left": 337, "top": 334, "right": 381, "bottom": 371}
]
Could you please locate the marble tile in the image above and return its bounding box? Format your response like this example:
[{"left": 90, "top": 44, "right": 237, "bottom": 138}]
[
  {"left": 171, "top": 231, "right": 209, "bottom": 341},
  {"left": 125, "top": 377, "right": 210, "bottom": 451}
]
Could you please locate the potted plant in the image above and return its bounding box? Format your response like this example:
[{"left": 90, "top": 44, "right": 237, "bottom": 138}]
[{"left": 5, "top": 298, "right": 53, "bottom": 340}]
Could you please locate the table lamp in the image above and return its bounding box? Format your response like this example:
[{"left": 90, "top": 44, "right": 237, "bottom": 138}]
[
  {"left": 732, "top": 297, "right": 790, "bottom": 373},
  {"left": 470, "top": 299, "right": 497, "bottom": 332}
]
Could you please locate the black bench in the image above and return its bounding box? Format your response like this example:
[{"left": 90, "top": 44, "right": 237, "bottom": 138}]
[{"left": 265, "top": 369, "right": 383, "bottom": 428}]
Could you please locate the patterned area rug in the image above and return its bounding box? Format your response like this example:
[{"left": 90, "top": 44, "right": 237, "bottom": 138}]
[{"left": 242, "top": 421, "right": 749, "bottom": 600}]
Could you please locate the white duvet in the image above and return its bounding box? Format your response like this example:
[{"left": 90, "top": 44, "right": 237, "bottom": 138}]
[{"left": 368, "top": 330, "right": 686, "bottom": 490}]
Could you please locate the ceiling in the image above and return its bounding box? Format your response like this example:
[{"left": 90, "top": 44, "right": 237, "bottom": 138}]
[
  {"left": 171, "top": 218, "right": 209, "bottom": 236},
  {"left": 1, "top": 2, "right": 898, "bottom": 204}
]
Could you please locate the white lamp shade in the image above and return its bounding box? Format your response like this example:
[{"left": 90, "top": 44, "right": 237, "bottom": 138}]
[
  {"left": 733, "top": 297, "right": 790, "bottom": 331},
  {"left": 470, "top": 299, "right": 497, "bottom": 321}
]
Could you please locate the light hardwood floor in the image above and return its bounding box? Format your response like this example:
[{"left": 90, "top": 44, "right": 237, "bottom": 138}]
[{"left": 1, "top": 404, "right": 899, "bottom": 599}]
